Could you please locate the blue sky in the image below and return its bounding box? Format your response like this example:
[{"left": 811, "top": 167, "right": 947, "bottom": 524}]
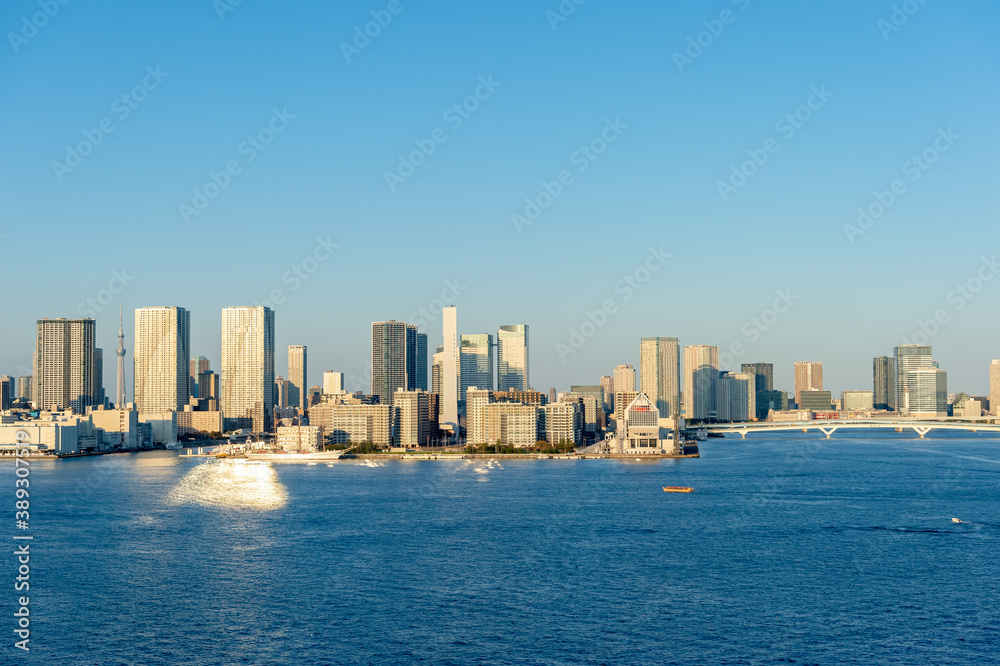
[{"left": 1, "top": 0, "right": 998, "bottom": 396}]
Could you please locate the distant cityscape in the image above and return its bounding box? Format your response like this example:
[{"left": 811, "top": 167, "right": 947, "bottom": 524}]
[{"left": 2, "top": 304, "right": 999, "bottom": 456}]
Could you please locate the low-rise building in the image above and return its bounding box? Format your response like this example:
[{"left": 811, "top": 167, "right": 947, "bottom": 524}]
[
  {"left": 276, "top": 425, "right": 322, "bottom": 452},
  {"left": 309, "top": 402, "right": 392, "bottom": 445},
  {"left": 841, "top": 390, "right": 874, "bottom": 412}
]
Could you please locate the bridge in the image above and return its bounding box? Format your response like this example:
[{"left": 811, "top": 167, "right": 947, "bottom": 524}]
[{"left": 703, "top": 418, "right": 1000, "bottom": 439}]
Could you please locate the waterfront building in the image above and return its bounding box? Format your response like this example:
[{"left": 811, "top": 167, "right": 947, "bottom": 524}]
[
  {"left": 717, "top": 372, "right": 755, "bottom": 422},
  {"left": 190, "top": 356, "right": 210, "bottom": 398},
  {"left": 483, "top": 402, "right": 539, "bottom": 448},
  {"left": 799, "top": 390, "right": 833, "bottom": 411},
  {"left": 372, "top": 321, "right": 408, "bottom": 406},
  {"left": 794, "top": 361, "right": 823, "bottom": 407},
  {"left": 16, "top": 376, "right": 32, "bottom": 403},
  {"left": 683, "top": 345, "right": 719, "bottom": 422},
  {"left": 962, "top": 399, "right": 984, "bottom": 418},
  {"left": 613, "top": 390, "right": 639, "bottom": 425},
  {"left": 323, "top": 371, "right": 345, "bottom": 395},
  {"left": 607, "top": 392, "right": 677, "bottom": 455},
  {"left": 221, "top": 306, "right": 275, "bottom": 433},
  {"left": 465, "top": 387, "right": 493, "bottom": 445},
  {"left": 138, "top": 411, "right": 177, "bottom": 445},
  {"left": 134, "top": 307, "right": 191, "bottom": 415},
  {"left": 542, "top": 401, "right": 583, "bottom": 446},
  {"left": 0, "top": 416, "right": 87, "bottom": 454},
  {"left": 907, "top": 367, "right": 948, "bottom": 417},
  {"left": 34, "top": 318, "right": 97, "bottom": 413},
  {"left": 894, "top": 345, "right": 933, "bottom": 414},
  {"left": 991, "top": 360, "right": 1000, "bottom": 416},
  {"left": 276, "top": 425, "right": 322, "bottom": 452},
  {"left": 497, "top": 325, "right": 529, "bottom": 391},
  {"left": 873, "top": 356, "right": 896, "bottom": 411},
  {"left": 288, "top": 345, "right": 307, "bottom": 409},
  {"left": 640, "top": 337, "right": 680, "bottom": 418},
  {"left": 841, "top": 390, "right": 874, "bottom": 412},
  {"left": 442, "top": 307, "right": 459, "bottom": 433},
  {"left": 177, "top": 407, "right": 224, "bottom": 437},
  {"left": 394, "top": 389, "right": 430, "bottom": 448},
  {"left": 90, "top": 405, "right": 141, "bottom": 449},
  {"left": 561, "top": 393, "right": 599, "bottom": 443},
  {"left": 308, "top": 402, "right": 393, "bottom": 445},
  {"left": 460, "top": 333, "right": 494, "bottom": 399}
]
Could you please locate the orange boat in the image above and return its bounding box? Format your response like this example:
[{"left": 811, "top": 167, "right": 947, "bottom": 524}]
[{"left": 663, "top": 486, "right": 694, "bottom": 493}]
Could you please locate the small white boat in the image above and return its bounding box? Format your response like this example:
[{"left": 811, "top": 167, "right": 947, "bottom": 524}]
[
  {"left": 165, "top": 442, "right": 182, "bottom": 450},
  {"left": 951, "top": 517, "right": 963, "bottom": 524}
]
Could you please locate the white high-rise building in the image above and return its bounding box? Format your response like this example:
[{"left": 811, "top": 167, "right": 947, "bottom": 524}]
[
  {"left": 907, "top": 367, "right": 948, "bottom": 416},
  {"left": 221, "top": 307, "right": 275, "bottom": 433},
  {"left": 639, "top": 337, "right": 680, "bottom": 418},
  {"left": 717, "top": 372, "right": 755, "bottom": 422},
  {"left": 990, "top": 360, "right": 1000, "bottom": 416},
  {"left": 465, "top": 387, "right": 492, "bottom": 445},
  {"left": 683, "top": 345, "right": 719, "bottom": 422},
  {"left": 34, "top": 318, "right": 97, "bottom": 413},
  {"left": 323, "top": 371, "right": 345, "bottom": 395},
  {"left": 613, "top": 364, "right": 635, "bottom": 393},
  {"left": 497, "top": 325, "right": 529, "bottom": 391},
  {"left": 442, "top": 307, "right": 459, "bottom": 433},
  {"left": 288, "top": 345, "right": 307, "bottom": 409},
  {"left": 894, "top": 345, "right": 933, "bottom": 414},
  {"left": 133, "top": 307, "right": 191, "bottom": 415}
]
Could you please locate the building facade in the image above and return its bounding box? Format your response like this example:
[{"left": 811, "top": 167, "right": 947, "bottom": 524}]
[
  {"left": 717, "top": 372, "right": 755, "bottom": 422},
  {"left": 894, "top": 345, "right": 932, "bottom": 414},
  {"left": 907, "top": 367, "right": 948, "bottom": 416},
  {"left": 794, "top": 361, "right": 823, "bottom": 407},
  {"left": 134, "top": 307, "right": 191, "bottom": 415},
  {"left": 873, "top": 356, "right": 896, "bottom": 411},
  {"left": 497, "top": 324, "right": 529, "bottom": 391},
  {"left": 639, "top": 337, "right": 680, "bottom": 418},
  {"left": 372, "top": 321, "right": 408, "bottom": 406},
  {"left": 34, "top": 318, "right": 97, "bottom": 413},
  {"left": 288, "top": 345, "right": 307, "bottom": 409},
  {"left": 460, "top": 333, "right": 494, "bottom": 399},
  {"left": 221, "top": 306, "right": 275, "bottom": 433},
  {"left": 394, "top": 389, "right": 430, "bottom": 448},
  {"left": 683, "top": 345, "right": 718, "bottom": 422}
]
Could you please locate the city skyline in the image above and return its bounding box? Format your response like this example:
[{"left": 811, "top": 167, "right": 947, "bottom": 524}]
[{"left": 2, "top": 3, "right": 998, "bottom": 399}]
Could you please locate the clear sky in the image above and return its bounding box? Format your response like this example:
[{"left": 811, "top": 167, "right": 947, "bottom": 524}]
[{"left": 1, "top": 0, "right": 998, "bottom": 396}]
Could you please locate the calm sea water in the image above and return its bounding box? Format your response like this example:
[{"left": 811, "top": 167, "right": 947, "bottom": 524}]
[{"left": 7, "top": 432, "right": 999, "bottom": 665}]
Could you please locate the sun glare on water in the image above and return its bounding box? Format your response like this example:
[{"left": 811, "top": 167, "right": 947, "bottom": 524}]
[{"left": 167, "top": 460, "right": 288, "bottom": 510}]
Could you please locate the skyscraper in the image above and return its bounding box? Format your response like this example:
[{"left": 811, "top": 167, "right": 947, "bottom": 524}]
[
  {"left": 94, "top": 348, "right": 104, "bottom": 408},
  {"left": 323, "top": 371, "right": 344, "bottom": 394},
  {"left": 639, "top": 337, "right": 680, "bottom": 418},
  {"left": 497, "top": 324, "right": 529, "bottom": 391},
  {"left": 0, "top": 376, "right": 12, "bottom": 410},
  {"left": 442, "top": 307, "right": 459, "bottom": 432},
  {"left": 991, "top": 360, "right": 1000, "bottom": 416},
  {"left": 873, "top": 356, "right": 896, "bottom": 411},
  {"left": 793, "top": 362, "right": 823, "bottom": 406},
  {"left": 740, "top": 362, "right": 774, "bottom": 394},
  {"left": 613, "top": 364, "right": 635, "bottom": 392},
  {"left": 432, "top": 345, "right": 444, "bottom": 395},
  {"left": 717, "top": 372, "right": 755, "bottom": 422},
  {"left": 683, "top": 345, "right": 719, "bottom": 422},
  {"left": 372, "top": 321, "right": 408, "bottom": 405},
  {"left": 894, "top": 345, "right": 932, "bottom": 413},
  {"left": 600, "top": 375, "right": 614, "bottom": 412},
  {"left": 134, "top": 307, "right": 191, "bottom": 414},
  {"left": 189, "top": 356, "right": 210, "bottom": 398},
  {"left": 460, "top": 333, "right": 494, "bottom": 398},
  {"left": 288, "top": 345, "right": 307, "bottom": 409},
  {"left": 907, "top": 367, "right": 948, "bottom": 416},
  {"left": 221, "top": 306, "right": 275, "bottom": 432},
  {"left": 16, "top": 376, "right": 32, "bottom": 402},
  {"left": 416, "top": 332, "right": 428, "bottom": 391},
  {"left": 34, "top": 318, "right": 97, "bottom": 413}
]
